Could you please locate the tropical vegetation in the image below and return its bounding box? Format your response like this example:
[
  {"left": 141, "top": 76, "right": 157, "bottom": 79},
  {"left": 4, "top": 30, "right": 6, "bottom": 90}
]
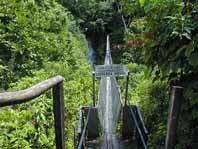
[{"left": 0, "top": 0, "right": 197, "bottom": 148}]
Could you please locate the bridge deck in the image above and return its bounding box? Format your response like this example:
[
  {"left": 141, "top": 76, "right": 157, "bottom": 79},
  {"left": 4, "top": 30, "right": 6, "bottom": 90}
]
[
  {"left": 86, "top": 137, "right": 137, "bottom": 149},
  {"left": 96, "top": 35, "right": 123, "bottom": 149}
]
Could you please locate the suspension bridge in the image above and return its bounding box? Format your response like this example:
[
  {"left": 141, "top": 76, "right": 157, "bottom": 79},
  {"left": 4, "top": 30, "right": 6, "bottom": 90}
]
[
  {"left": 77, "top": 35, "right": 148, "bottom": 149},
  {"left": 0, "top": 35, "right": 184, "bottom": 149}
]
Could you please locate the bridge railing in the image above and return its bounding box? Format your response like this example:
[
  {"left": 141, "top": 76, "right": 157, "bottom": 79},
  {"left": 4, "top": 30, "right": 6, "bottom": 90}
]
[
  {"left": 0, "top": 75, "right": 65, "bottom": 149},
  {"left": 129, "top": 106, "right": 148, "bottom": 149},
  {"left": 77, "top": 107, "right": 91, "bottom": 149}
]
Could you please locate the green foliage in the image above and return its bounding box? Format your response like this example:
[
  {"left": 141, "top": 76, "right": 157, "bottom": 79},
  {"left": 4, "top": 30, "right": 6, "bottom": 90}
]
[
  {"left": 0, "top": 71, "right": 56, "bottom": 148},
  {"left": 0, "top": 0, "right": 86, "bottom": 88},
  {"left": 120, "top": 0, "right": 198, "bottom": 148},
  {"left": 62, "top": 0, "right": 117, "bottom": 33},
  {"left": 0, "top": 0, "right": 92, "bottom": 148},
  {"left": 1, "top": 0, "right": 197, "bottom": 148},
  {"left": 62, "top": 0, "right": 126, "bottom": 59}
]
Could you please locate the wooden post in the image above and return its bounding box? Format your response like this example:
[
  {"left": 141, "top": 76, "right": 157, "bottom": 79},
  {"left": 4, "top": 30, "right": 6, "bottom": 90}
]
[
  {"left": 53, "top": 82, "right": 65, "bottom": 149},
  {"left": 165, "top": 86, "right": 183, "bottom": 149},
  {"left": 125, "top": 72, "right": 129, "bottom": 106}
]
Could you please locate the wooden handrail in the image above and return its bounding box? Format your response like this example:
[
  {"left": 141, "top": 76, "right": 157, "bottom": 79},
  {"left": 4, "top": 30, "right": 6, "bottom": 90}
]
[
  {"left": 0, "top": 75, "right": 64, "bottom": 107},
  {"left": 0, "top": 75, "right": 66, "bottom": 149}
]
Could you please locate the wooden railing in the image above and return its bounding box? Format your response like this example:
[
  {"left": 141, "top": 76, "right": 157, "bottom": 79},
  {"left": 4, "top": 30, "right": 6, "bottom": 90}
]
[{"left": 0, "top": 75, "right": 65, "bottom": 149}]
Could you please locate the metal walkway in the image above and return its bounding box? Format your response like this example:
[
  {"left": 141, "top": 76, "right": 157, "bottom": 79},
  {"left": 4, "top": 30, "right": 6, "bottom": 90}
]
[{"left": 97, "top": 35, "right": 122, "bottom": 149}]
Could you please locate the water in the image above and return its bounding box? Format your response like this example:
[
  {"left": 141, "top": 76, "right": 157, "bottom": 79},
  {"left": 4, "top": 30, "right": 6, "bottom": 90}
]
[{"left": 87, "top": 38, "right": 96, "bottom": 65}]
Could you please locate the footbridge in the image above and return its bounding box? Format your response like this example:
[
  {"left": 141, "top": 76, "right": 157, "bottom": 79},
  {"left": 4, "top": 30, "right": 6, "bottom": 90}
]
[
  {"left": 77, "top": 35, "right": 148, "bottom": 149},
  {"left": 0, "top": 35, "right": 184, "bottom": 149}
]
